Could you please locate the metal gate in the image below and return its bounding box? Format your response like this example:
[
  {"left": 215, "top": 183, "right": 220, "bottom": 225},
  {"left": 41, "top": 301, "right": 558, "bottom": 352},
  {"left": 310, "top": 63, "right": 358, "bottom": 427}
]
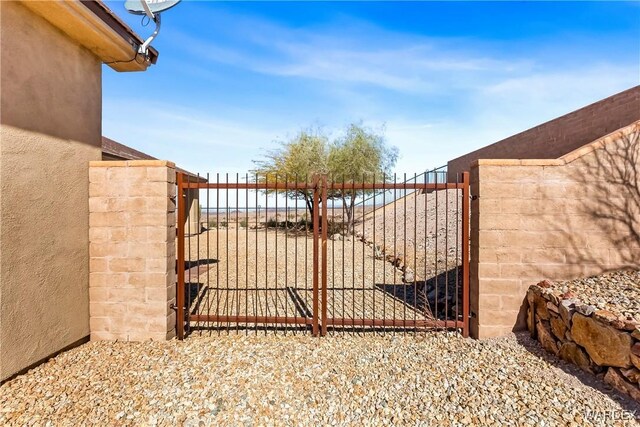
[{"left": 176, "top": 171, "right": 469, "bottom": 338}]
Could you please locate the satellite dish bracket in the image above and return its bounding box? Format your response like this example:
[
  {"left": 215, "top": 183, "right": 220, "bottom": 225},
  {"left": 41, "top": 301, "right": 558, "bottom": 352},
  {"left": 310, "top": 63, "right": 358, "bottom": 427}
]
[
  {"left": 138, "top": 13, "right": 160, "bottom": 56},
  {"left": 125, "top": 0, "right": 181, "bottom": 58}
]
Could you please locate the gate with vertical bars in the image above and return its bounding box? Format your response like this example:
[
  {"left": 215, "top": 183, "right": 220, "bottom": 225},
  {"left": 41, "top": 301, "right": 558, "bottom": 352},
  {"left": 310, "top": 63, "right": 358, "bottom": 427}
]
[{"left": 176, "top": 170, "right": 470, "bottom": 338}]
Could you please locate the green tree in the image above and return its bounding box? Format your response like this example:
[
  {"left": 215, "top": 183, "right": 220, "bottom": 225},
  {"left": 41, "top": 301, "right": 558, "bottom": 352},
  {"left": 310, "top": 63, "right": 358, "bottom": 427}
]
[
  {"left": 328, "top": 123, "right": 398, "bottom": 234},
  {"left": 252, "top": 123, "right": 398, "bottom": 234},
  {"left": 252, "top": 128, "right": 328, "bottom": 219}
]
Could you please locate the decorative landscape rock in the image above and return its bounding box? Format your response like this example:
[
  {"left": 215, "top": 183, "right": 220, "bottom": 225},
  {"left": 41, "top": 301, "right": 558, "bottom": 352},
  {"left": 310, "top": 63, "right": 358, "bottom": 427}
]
[
  {"left": 575, "top": 304, "right": 596, "bottom": 317},
  {"left": 555, "top": 270, "right": 640, "bottom": 323},
  {"left": 621, "top": 367, "right": 640, "bottom": 384},
  {"left": 536, "top": 320, "right": 558, "bottom": 355},
  {"left": 402, "top": 267, "right": 415, "bottom": 283},
  {"left": 550, "top": 315, "right": 567, "bottom": 341},
  {"left": 594, "top": 309, "right": 626, "bottom": 330},
  {"left": 526, "top": 271, "right": 640, "bottom": 403},
  {"left": 527, "top": 293, "right": 536, "bottom": 336},
  {"left": 558, "top": 342, "right": 592, "bottom": 373},
  {"left": 374, "top": 245, "right": 384, "bottom": 260},
  {"left": 565, "top": 330, "right": 572, "bottom": 342},
  {"left": 631, "top": 353, "right": 640, "bottom": 371},
  {"left": 571, "top": 313, "right": 632, "bottom": 368},
  {"left": 559, "top": 299, "right": 576, "bottom": 327},
  {"left": 604, "top": 368, "right": 640, "bottom": 402},
  {"left": 633, "top": 342, "right": 640, "bottom": 357},
  {"left": 538, "top": 279, "right": 553, "bottom": 288},
  {"left": 532, "top": 294, "right": 550, "bottom": 321}
]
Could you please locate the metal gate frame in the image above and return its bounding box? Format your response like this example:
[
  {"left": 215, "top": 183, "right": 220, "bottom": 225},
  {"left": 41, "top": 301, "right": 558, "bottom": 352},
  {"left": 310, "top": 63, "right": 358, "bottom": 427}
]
[{"left": 176, "top": 172, "right": 470, "bottom": 338}]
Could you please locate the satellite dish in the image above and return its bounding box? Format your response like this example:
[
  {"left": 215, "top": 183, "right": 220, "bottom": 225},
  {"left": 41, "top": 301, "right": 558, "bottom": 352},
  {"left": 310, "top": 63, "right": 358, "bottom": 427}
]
[
  {"left": 124, "top": 0, "right": 181, "bottom": 58},
  {"left": 124, "top": 0, "right": 180, "bottom": 15}
]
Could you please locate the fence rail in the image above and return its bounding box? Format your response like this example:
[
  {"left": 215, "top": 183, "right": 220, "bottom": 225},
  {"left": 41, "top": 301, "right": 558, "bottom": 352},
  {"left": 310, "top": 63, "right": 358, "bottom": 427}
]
[
  {"left": 176, "top": 172, "right": 470, "bottom": 338},
  {"left": 354, "top": 165, "right": 448, "bottom": 209}
]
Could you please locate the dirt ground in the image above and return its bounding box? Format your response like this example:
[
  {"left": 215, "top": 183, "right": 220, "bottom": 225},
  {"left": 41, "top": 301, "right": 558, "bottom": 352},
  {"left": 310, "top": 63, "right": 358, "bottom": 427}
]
[
  {"left": 184, "top": 227, "right": 462, "bottom": 333},
  {"left": 183, "top": 188, "right": 465, "bottom": 332}
]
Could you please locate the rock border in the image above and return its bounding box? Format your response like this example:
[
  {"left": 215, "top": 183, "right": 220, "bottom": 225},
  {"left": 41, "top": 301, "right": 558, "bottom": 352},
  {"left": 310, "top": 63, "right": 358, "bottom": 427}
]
[{"left": 527, "top": 280, "right": 640, "bottom": 402}]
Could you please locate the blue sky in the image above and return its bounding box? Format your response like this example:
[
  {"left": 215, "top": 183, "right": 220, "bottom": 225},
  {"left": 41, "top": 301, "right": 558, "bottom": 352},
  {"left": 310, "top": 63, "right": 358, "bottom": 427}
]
[{"left": 103, "top": 1, "right": 640, "bottom": 174}]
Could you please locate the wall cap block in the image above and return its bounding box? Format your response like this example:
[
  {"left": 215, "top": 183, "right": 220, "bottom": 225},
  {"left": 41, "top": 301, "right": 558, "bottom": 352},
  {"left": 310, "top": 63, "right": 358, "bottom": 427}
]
[
  {"left": 89, "top": 160, "right": 176, "bottom": 168},
  {"left": 469, "top": 120, "right": 640, "bottom": 170}
]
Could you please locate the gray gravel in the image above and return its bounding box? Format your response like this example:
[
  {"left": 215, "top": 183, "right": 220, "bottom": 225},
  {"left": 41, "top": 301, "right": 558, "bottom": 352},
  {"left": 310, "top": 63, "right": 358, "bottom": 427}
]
[
  {"left": 551, "top": 270, "right": 640, "bottom": 323},
  {"left": 1, "top": 333, "right": 638, "bottom": 426}
]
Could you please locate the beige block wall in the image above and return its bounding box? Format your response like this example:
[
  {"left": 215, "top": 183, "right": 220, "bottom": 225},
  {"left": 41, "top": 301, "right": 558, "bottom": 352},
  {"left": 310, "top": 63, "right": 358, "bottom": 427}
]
[
  {"left": 0, "top": 2, "right": 102, "bottom": 380},
  {"left": 89, "top": 161, "right": 177, "bottom": 341},
  {"left": 471, "top": 124, "right": 640, "bottom": 338}
]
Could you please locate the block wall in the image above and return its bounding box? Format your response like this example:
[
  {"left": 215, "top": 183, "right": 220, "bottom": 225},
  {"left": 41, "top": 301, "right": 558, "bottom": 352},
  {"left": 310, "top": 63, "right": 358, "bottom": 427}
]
[
  {"left": 471, "top": 123, "right": 639, "bottom": 338},
  {"left": 88, "top": 160, "right": 177, "bottom": 341}
]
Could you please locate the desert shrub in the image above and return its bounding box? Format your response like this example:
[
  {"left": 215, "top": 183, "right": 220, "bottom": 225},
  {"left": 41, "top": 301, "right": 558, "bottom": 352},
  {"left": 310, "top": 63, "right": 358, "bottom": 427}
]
[
  {"left": 326, "top": 220, "right": 345, "bottom": 236},
  {"left": 264, "top": 217, "right": 312, "bottom": 231},
  {"left": 239, "top": 218, "right": 248, "bottom": 228},
  {"left": 298, "top": 218, "right": 310, "bottom": 227},
  {"left": 208, "top": 219, "right": 218, "bottom": 228},
  {"left": 265, "top": 217, "right": 279, "bottom": 228}
]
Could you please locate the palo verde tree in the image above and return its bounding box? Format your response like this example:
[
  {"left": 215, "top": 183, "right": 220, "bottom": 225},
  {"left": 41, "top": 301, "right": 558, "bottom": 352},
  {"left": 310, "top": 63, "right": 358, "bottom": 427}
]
[
  {"left": 252, "top": 128, "right": 329, "bottom": 220},
  {"left": 328, "top": 123, "right": 398, "bottom": 234}
]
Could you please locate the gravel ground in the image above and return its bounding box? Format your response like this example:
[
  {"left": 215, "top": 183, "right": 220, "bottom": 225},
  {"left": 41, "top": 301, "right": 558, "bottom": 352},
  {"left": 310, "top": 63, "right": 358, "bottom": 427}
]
[
  {"left": 549, "top": 270, "right": 640, "bottom": 323},
  {"left": 183, "top": 188, "right": 465, "bottom": 329},
  {"left": 185, "top": 228, "right": 462, "bottom": 330},
  {"left": 1, "top": 333, "right": 637, "bottom": 426},
  {"left": 360, "top": 189, "right": 463, "bottom": 272}
]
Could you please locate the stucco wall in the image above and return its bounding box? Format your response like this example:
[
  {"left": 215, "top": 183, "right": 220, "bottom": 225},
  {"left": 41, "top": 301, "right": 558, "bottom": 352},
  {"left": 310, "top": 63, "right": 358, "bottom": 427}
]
[
  {"left": 0, "top": 2, "right": 102, "bottom": 380},
  {"left": 470, "top": 122, "right": 640, "bottom": 338},
  {"left": 448, "top": 86, "right": 640, "bottom": 180}
]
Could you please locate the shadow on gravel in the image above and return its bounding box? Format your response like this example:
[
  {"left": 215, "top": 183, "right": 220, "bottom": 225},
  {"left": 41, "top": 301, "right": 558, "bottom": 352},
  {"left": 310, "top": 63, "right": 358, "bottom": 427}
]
[
  {"left": 183, "top": 258, "right": 218, "bottom": 270},
  {"left": 184, "top": 285, "right": 316, "bottom": 336},
  {"left": 514, "top": 333, "right": 640, "bottom": 417},
  {"left": 376, "top": 267, "right": 463, "bottom": 321},
  {"left": 186, "top": 282, "right": 208, "bottom": 315}
]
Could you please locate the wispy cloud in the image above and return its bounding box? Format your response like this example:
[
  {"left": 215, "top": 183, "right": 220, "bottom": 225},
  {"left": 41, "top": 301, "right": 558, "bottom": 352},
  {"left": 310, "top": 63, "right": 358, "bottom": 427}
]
[
  {"left": 472, "top": 63, "right": 638, "bottom": 139},
  {"left": 102, "top": 99, "right": 294, "bottom": 174},
  {"left": 104, "top": 3, "right": 639, "bottom": 174},
  {"left": 172, "top": 10, "right": 533, "bottom": 94}
]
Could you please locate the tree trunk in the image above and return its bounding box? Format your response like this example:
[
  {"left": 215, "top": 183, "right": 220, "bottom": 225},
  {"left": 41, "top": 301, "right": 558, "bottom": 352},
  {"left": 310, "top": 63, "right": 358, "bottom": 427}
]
[
  {"left": 343, "top": 195, "right": 356, "bottom": 235},
  {"left": 303, "top": 193, "right": 314, "bottom": 228}
]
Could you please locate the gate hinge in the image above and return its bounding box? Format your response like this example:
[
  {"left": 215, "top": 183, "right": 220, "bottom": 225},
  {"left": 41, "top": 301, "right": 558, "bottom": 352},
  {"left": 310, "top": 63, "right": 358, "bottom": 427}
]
[{"left": 471, "top": 195, "right": 479, "bottom": 201}]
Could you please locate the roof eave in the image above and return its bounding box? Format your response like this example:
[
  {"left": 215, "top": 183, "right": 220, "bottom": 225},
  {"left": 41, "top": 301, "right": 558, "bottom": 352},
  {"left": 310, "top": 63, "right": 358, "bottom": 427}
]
[
  {"left": 102, "top": 137, "right": 207, "bottom": 182},
  {"left": 19, "top": 0, "right": 158, "bottom": 72}
]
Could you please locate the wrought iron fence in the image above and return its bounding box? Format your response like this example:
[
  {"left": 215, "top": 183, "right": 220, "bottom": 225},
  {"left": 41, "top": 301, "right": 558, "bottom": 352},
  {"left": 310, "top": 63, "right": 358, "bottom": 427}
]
[{"left": 176, "top": 171, "right": 470, "bottom": 338}]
